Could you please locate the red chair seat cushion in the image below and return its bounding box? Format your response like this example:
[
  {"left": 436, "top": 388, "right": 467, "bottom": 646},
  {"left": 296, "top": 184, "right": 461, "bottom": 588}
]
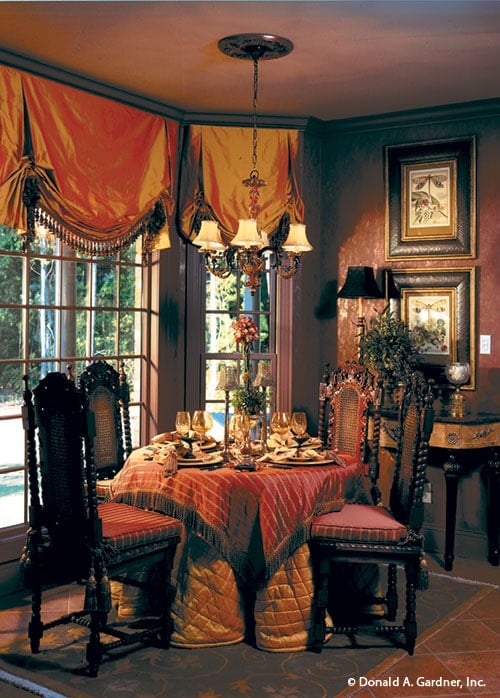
[
  {"left": 98, "top": 501, "right": 182, "bottom": 550},
  {"left": 311, "top": 503, "right": 408, "bottom": 544}
]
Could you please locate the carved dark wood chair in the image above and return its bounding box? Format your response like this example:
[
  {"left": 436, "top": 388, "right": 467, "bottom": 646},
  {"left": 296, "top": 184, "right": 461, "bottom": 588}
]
[
  {"left": 21, "top": 372, "right": 182, "bottom": 677},
  {"left": 319, "top": 360, "right": 383, "bottom": 502},
  {"left": 78, "top": 360, "right": 132, "bottom": 482},
  {"left": 310, "top": 372, "right": 435, "bottom": 655}
]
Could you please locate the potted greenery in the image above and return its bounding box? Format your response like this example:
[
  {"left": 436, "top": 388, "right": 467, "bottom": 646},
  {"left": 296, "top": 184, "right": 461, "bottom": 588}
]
[{"left": 359, "top": 306, "right": 420, "bottom": 407}]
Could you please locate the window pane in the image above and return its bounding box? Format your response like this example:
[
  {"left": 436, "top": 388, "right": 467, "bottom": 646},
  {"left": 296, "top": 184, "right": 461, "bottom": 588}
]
[
  {"left": 0, "top": 225, "right": 23, "bottom": 252},
  {"left": 119, "top": 264, "right": 139, "bottom": 307},
  {"left": 29, "top": 308, "right": 56, "bottom": 359},
  {"left": 29, "top": 258, "right": 57, "bottom": 305},
  {"left": 75, "top": 310, "right": 89, "bottom": 356},
  {"left": 92, "top": 310, "right": 117, "bottom": 355},
  {"left": 76, "top": 262, "right": 90, "bottom": 306},
  {"left": 205, "top": 313, "right": 236, "bottom": 353},
  {"left": 0, "top": 256, "right": 23, "bottom": 303},
  {"left": 0, "top": 309, "right": 22, "bottom": 359},
  {"left": 0, "top": 468, "right": 25, "bottom": 527},
  {"left": 119, "top": 311, "right": 141, "bottom": 355},
  {"left": 0, "top": 363, "right": 23, "bottom": 409},
  {"left": 95, "top": 263, "right": 117, "bottom": 306},
  {"left": 201, "top": 260, "right": 275, "bottom": 414},
  {"left": 0, "top": 413, "right": 25, "bottom": 528}
]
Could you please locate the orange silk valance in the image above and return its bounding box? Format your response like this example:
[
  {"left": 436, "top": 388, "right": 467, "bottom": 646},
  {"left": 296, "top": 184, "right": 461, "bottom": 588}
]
[
  {"left": 178, "top": 125, "right": 304, "bottom": 245},
  {"left": 0, "top": 65, "right": 178, "bottom": 254}
]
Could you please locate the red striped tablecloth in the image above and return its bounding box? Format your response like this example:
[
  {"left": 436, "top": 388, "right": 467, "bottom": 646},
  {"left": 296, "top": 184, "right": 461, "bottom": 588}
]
[{"left": 110, "top": 448, "right": 364, "bottom": 583}]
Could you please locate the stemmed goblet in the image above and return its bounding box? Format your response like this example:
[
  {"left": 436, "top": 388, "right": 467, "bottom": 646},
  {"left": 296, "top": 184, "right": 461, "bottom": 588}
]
[
  {"left": 270, "top": 412, "right": 290, "bottom": 447},
  {"left": 290, "top": 411, "right": 308, "bottom": 453},
  {"left": 175, "top": 410, "right": 196, "bottom": 458},
  {"left": 192, "top": 410, "right": 214, "bottom": 444}
]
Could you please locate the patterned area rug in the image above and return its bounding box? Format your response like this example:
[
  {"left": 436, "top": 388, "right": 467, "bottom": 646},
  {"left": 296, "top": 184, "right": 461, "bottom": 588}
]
[{"left": 0, "top": 573, "right": 488, "bottom": 698}]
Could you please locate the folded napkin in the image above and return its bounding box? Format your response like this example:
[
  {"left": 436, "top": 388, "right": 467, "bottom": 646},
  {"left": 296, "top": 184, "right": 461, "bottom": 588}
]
[
  {"left": 267, "top": 433, "right": 294, "bottom": 449},
  {"left": 152, "top": 443, "right": 178, "bottom": 475}
]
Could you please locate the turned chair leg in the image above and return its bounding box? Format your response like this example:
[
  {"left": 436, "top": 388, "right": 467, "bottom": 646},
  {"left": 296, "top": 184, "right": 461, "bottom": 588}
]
[
  {"left": 404, "top": 560, "right": 418, "bottom": 656},
  {"left": 386, "top": 563, "right": 398, "bottom": 621}
]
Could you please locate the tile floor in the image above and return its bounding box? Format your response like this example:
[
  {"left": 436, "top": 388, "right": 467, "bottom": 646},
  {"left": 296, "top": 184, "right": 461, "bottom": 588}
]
[
  {"left": 0, "top": 551, "right": 498, "bottom": 697},
  {"left": 338, "top": 552, "right": 499, "bottom": 697}
]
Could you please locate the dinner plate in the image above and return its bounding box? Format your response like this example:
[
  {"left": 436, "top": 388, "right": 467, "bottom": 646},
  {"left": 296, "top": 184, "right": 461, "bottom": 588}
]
[
  {"left": 266, "top": 455, "right": 336, "bottom": 467},
  {"left": 151, "top": 432, "right": 219, "bottom": 451},
  {"left": 177, "top": 453, "right": 223, "bottom": 467},
  {"left": 151, "top": 431, "right": 176, "bottom": 444}
]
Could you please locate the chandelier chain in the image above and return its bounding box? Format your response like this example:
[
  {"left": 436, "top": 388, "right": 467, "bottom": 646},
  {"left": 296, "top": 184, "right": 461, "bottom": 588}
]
[{"left": 252, "top": 56, "right": 259, "bottom": 174}]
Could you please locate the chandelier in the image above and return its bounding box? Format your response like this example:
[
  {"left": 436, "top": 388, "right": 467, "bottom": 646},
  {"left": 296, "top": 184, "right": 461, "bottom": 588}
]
[{"left": 193, "top": 33, "right": 313, "bottom": 294}]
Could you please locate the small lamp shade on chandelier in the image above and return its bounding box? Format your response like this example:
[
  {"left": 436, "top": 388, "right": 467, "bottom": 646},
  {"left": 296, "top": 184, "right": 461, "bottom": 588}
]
[{"left": 192, "top": 33, "right": 313, "bottom": 294}]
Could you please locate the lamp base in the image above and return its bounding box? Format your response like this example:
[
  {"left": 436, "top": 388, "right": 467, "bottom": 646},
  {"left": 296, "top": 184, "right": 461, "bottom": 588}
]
[{"left": 449, "top": 390, "right": 466, "bottom": 419}]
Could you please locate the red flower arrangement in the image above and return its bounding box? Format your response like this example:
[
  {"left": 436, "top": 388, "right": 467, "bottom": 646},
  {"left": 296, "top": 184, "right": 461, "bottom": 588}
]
[
  {"left": 231, "top": 316, "right": 266, "bottom": 415},
  {"left": 232, "top": 316, "right": 259, "bottom": 348}
]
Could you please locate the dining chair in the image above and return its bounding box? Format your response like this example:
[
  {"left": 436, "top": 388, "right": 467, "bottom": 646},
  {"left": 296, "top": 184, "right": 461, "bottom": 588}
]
[
  {"left": 78, "top": 359, "right": 132, "bottom": 481},
  {"left": 21, "top": 372, "right": 182, "bottom": 677},
  {"left": 320, "top": 360, "right": 383, "bottom": 503},
  {"left": 310, "top": 372, "right": 435, "bottom": 655}
]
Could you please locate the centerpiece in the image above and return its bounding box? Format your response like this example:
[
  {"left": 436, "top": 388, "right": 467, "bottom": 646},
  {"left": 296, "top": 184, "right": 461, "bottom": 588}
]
[{"left": 231, "top": 315, "right": 267, "bottom": 468}]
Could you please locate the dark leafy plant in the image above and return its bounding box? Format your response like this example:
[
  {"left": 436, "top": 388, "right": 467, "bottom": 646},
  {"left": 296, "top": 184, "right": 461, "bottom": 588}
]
[{"left": 359, "top": 306, "right": 420, "bottom": 389}]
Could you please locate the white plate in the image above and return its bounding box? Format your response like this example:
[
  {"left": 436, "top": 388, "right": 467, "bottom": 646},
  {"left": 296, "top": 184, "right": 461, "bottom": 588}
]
[
  {"left": 267, "top": 455, "right": 336, "bottom": 467},
  {"left": 177, "top": 453, "right": 223, "bottom": 467}
]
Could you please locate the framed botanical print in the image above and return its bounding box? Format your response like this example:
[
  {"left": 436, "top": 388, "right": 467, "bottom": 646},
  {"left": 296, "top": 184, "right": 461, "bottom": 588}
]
[
  {"left": 385, "top": 137, "right": 476, "bottom": 260},
  {"left": 392, "top": 267, "right": 475, "bottom": 389}
]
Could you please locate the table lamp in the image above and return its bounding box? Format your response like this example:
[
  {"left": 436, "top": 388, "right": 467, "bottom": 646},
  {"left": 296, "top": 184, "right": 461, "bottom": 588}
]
[
  {"left": 445, "top": 362, "right": 471, "bottom": 419},
  {"left": 216, "top": 364, "right": 240, "bottom": 461},
  {"left": 338, "top": 266, "right": 384, "bottom": 351},
  {"left": 253, "top": 361, "right": 274, "bottom": 451}
]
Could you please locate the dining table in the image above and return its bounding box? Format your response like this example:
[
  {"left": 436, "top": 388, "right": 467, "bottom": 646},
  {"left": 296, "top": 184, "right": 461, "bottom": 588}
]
[{"left": 108, "top": 440, "right": 369, "bottom": 652}]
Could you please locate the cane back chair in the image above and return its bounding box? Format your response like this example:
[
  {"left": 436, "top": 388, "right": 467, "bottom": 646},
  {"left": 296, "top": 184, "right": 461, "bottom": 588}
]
[
  {"left": 78, "top": 360, "right": 132, "bottom": 481},
  {"left": 21, "top": 372, "right": 182, "bottom": 677},
  {"left": 310, "top": 372, "right": 435, "bottom": 655},
  {"left": 319, "top": 361, "right": 383, "bottom": 503}
]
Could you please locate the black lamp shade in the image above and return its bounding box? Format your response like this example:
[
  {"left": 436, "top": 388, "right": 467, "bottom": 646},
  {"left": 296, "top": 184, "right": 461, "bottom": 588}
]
[{"left": 338, "top": 266, "right": 383, "bottom": 299}]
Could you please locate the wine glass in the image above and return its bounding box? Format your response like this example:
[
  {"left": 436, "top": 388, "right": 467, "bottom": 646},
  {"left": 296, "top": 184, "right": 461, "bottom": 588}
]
[
  {"left": 175, "top": 411, "right": 191, "bottom": 436},
  {"left": 290, "top": 411, "right": 308, "bottom": 452},
  {"left": 175, "top": 411, "right": 195, "bottom": 457},
  {"left": 192, "top": 410, "right": 214, "bottom": 443},
  {"left": 229, "top": 414, "right": 246, "bottom": 463},
  {"left": 270, "top": 412, "right": 290, "bottom": 446}
]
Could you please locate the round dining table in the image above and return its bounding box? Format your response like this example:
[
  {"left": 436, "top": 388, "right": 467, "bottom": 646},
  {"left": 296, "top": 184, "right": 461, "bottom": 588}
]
[{"left": 109, "top": 445, "right": 369, "bottom": 651}]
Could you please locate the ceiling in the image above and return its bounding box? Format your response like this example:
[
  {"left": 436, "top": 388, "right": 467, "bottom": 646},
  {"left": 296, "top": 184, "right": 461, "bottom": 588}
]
[{"left": 0, "top": 1, "right": 499, "bottom": 122}]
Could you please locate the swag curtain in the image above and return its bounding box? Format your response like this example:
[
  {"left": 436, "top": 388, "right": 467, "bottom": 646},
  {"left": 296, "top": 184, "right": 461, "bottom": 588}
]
[
  {"left": 178, "top": 125, "right": 304, "bottom": 245},
  {"left": 0, "top": 65, "right": 178, "bottom": 254}
]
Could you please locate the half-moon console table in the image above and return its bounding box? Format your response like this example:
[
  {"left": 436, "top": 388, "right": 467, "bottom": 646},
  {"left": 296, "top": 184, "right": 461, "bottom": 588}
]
[{"left": 379, "top": 412, "right": 499, "bottom": 571}]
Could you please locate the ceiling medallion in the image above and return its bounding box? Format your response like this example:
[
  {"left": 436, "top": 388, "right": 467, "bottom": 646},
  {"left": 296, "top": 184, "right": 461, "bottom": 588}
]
[{"left": 218, "top": 33, "right": 294, "bottom": 61}]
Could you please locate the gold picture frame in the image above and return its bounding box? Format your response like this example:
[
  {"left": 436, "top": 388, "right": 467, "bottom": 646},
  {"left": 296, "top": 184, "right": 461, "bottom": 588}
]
[
  {"left": 392, "top": 268, "right": 475, "bottom": 389},
  {"left": 385, "top": 137, "right": 476, "bottom": 260}
]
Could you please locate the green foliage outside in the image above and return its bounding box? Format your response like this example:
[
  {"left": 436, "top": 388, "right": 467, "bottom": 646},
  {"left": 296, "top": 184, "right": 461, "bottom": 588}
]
[{"left": 0, "top": 224, "right": 139, "bottom": 404}]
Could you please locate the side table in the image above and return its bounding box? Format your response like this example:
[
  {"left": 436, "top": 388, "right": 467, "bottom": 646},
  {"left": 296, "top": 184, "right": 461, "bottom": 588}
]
[{"left": 379, "top": 411, "right": 499, "bottom": 571}]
